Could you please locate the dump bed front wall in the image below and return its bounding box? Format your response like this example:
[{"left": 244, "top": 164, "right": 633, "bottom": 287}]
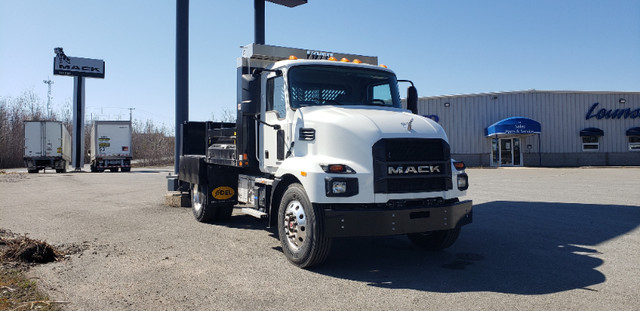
[{"left": 91, "top": 121, "right": 132, "bottom": 158}]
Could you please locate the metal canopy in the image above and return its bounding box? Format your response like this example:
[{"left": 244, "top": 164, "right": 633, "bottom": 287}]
[
  {"left": 485, "top": 117, "right": 541, "bottom": 137},
  {"left": 580, "top": 127, "right": 604, "bottom": 137},
  {"left": 626, "top": 127, "right": 640, "bottom": 136},
  {"left": 267, "top": 0, "right": 307, "bottom": 7}
]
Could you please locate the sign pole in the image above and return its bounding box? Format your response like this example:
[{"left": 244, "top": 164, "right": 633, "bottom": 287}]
[
  {"left": 53, "top": 47, "right": 104, "bottom": 172},
  {"left": 72, "top": 76, "right": 86, "bottom": 170}
]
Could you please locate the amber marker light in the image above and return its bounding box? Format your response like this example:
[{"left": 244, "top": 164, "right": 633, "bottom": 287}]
[
  {"left": 352, "top": 59, "right": 362, "bottom": 64},
  {"left": 301, "top": 171, "right": 308, "bottom": 177},
  {"left": 453, "top": 161, "right": 466, "bottom": 170},
  {"left": 379, "top": 64, "right": 388, "bottom": 68},
  {"left": 328, "top": 164, "right": 345, "bottom": 173},
  {"left": 328, "top": 56, "right": 337, "bottom": 61},
  {"left": 340, "top": 57, "right": 350, "bottom": 62},
  {"left": 289, "top": 55, "right": 298, "bottom": 60}
]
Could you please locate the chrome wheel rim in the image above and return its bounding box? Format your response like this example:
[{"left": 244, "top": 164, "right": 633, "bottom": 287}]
[
  {"left": 192, "top": 184, "right": 204, "bottom": 214},
  {"left": 283, "top": 200, "right": 307, "bottom": 251}
]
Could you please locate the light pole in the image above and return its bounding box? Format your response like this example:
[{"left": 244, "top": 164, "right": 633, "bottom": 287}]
[
  {"left": 172, "top": 0, "right": 308, "bottom": 176},
  {"left": 255, "top": 0, "right": 308, "bottom": 44},
  {"left": 43, "top": 78, "right": 54, "bottom": 119}
]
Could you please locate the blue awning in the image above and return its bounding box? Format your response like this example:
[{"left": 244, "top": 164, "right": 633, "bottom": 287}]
[
  {"left": 626, "top": 127, "right": 640, "bottom": 136},
  {"left": 580, "top": 127, "right": 604, "bottom": 137},
  {"left": 485, "top": 117, "right": 541, "bottom": 137}
]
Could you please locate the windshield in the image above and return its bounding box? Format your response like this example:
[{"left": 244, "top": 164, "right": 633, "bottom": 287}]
[{"left": 287, "top": 65, "right": 402, "bottom": 109}]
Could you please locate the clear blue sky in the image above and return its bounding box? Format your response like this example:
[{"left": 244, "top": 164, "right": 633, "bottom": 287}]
[{"left": 1, "top": 0, "right": 639, "bottom": 127}]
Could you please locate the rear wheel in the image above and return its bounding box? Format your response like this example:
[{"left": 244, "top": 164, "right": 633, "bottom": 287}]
[
  {"left": 407, "top": 227, "right": 461, "bottom": 251},
  {"left": 191, "top": 183, "right": 216, "bottom": 223},
  {"left": 278, "top": 183, "right": 332, "bottom": 268}
]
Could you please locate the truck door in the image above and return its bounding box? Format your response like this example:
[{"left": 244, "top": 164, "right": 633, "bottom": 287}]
[
  {"left": 259, "top": 72, "right": 289, "bottom": 173},
  {"left": 44, "top": 122, "right": 61, "bottom": 157}
]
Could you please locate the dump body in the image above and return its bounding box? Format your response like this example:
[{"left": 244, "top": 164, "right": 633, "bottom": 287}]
[
  {"left": 90, "top": 120, "right": 132, "bottom": 172},
  {"left": 23, "top": 121, "right": 71, "bottom": 173}
]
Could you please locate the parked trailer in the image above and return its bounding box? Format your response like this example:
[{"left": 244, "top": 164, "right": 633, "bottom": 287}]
[
  {"left": 90, "top": 120, "right": 132, "bottom": 172},
  {"left": 23, "top": 121, "right": 71, "bottom": 173}
]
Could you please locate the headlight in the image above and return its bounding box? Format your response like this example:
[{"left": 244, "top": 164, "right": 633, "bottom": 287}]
[
  {"left": 332, "top": 181, "right": 347, "bottom": 194},
  {"left": 457, "top": 173, "right": 469, "bottom": 191},
  {"left": 325, "top": 177, "right": 358, "bottom": 197}
]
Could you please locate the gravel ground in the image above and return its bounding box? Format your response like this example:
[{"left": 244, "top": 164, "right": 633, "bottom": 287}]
[{"left": 0, "top": 166, "right": 638, "bottom": 310}]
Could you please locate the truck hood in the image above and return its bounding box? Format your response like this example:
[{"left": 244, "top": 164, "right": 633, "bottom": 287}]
[
  {"left": 291, "top": 105, "right": 449, "bottom": 170},
  {"left": 295, "top": 105, "right": 447, "bottom": 140}
]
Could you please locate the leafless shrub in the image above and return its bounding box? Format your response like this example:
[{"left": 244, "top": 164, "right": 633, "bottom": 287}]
[{"left": 1, "top": 90, "right": 176, "bottom": 169}]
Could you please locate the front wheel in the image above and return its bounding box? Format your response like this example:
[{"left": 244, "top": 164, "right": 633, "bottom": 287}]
[
  {"left": 407, "top": 227, "right": 461, "bottom": 251},
  {"left": 278, "top": 183, "right": 332, "bottom": 268}
]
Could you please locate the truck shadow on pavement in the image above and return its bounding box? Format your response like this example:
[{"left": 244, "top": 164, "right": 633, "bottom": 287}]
[{"left": 312, "top": 201, "right": 640, "bottom": 295}]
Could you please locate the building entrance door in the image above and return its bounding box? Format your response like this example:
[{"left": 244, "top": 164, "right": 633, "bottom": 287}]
[{"left": 492, "top": 137, "right": 522, "bottom": 166}]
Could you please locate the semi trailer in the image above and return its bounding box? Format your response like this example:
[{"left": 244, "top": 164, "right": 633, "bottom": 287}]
[
  {"left": 177, "top": 44, "right": 472, "bottom": 268},
  {"left": 90, "top": 120, "right": 132, "bottom": 172},
  {"left": 23, "top": 121, "right": 71, "bottom": 173}
]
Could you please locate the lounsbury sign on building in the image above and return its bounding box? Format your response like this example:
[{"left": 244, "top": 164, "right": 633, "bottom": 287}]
[{"left": 585, "top": 103, "right": 640, "bottom": 120}]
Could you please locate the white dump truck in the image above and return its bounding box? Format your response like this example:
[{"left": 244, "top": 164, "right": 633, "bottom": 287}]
[
  {"left": 178, "top": 44, "right": 472, "bottom": 268},
  {"left": 90, "top": 120, "right": 132, "bottom": 172},
  {"left": 23, "top": 121, "right": 71, "bottom": 173}
]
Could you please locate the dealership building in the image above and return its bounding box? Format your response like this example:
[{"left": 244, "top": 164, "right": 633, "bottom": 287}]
[{"left": 416, "top": 90, "right": 640, "bottom": 167}]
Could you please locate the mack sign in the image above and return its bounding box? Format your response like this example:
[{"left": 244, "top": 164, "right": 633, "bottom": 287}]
[{"left": 54, "top": 56, "right": 105, "bottom": 78}]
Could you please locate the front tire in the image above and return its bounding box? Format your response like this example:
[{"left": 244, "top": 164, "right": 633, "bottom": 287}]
[
  {"left": 191, "top": 183, "right": 216, "bottom": 223},
  {"left": 278, "top": 183, "right": 331, "bottom": 268},
  {"left": 407, "top": 227, "right": 461, "bottom": 251}
]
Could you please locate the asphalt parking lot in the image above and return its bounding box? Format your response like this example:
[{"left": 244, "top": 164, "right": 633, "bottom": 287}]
[{"left": 1, "top": 166, "right": 638, "bottom": 310}]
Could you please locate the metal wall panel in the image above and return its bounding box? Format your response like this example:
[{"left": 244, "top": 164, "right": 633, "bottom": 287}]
[{"left": 417, "top": 91, "right": 640, "bottom": 165}]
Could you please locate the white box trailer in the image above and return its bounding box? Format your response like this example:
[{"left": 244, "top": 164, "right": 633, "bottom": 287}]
[
  {"left": 23, "top": 121, "right": 71, "bottom": 173},
  {"left": 90, "top": 120, "right": 132, "bottom": 172}
]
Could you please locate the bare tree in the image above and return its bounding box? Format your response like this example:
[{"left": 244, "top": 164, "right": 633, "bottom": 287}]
[{"left": 1, "top": 89, "right": 177, "bottom": 169}]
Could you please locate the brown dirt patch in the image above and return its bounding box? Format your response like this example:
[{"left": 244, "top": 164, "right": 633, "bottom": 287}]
[{"left": 0, "top": 230, "right": 62, "bottom": 264}]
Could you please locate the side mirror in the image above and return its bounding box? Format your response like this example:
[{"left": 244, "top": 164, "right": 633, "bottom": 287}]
[{"left": 407, "top": 85, "right": 418, "bottom": 114}]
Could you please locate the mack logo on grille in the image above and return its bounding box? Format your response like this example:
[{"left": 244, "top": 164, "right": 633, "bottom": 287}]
[{"left": 388, "top": 165, "right": 441, "bottom": 175}]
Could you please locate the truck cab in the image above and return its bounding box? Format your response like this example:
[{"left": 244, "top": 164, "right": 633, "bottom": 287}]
[{"left": 179, "top": 44, "right": 472, "bottom": 268}]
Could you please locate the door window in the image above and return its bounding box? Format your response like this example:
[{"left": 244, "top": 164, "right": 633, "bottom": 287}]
[
  {"left": 493, "top": 137, "right": 523, "bottom": 166},
  {"left": 500, "top": 139, "right": 513, "bottom": 165},
  {"left": 513, "top": 138, "right": 521, "bottom": 166},
  {"left": 267, "top": 76, "right": 286, "bottom": 118}
]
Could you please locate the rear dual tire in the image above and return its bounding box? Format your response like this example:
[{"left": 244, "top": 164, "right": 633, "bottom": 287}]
[{"left": 191, "top": 183, "right": 233, "bottom": 223}]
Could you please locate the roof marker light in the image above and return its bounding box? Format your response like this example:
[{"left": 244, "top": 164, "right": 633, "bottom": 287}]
[
  {"left": 352, "top": 59, "right": 362, "bottom": 64},
  {"left": 340, "top": 57, "right": 350, "bottom": 62},
  {"left": 379, "top": 64, "right": 388, "bottom": 68},
  {"left": 289, "top": 55, "right": 298, "bottom": 60},
  {"left": 328, "top": 56, "right": 337, "bottom": 61}
]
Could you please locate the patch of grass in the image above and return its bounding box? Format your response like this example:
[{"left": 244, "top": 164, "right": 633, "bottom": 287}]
[
  {"left": 0, "top": 268, "right": 61, "bottom": 311},
  {"left": 1, "top": 230, "right": 67, "bottom": 310}
]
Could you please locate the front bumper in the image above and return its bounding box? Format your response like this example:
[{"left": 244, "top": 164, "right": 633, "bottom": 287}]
[{"left": 323, "top": 200, "right": 472, "bottom": 238}]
